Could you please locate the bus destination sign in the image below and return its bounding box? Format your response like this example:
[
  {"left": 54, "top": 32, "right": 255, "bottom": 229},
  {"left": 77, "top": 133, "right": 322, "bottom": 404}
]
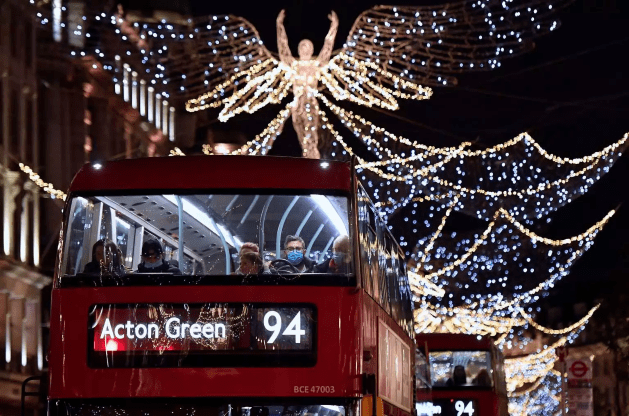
[
  {"left": 88, "top": 303, "right": 316, "bottom": 367},
  {"left": 416, "top": 399, "right": 477, "bottom": 416}
]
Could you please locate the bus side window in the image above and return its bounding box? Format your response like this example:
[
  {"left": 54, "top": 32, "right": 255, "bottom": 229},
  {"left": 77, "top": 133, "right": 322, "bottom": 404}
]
[
  {"left": 384, "top": 234, "right": 400, "bottom": 322},
  {"left": 416, "top": 348, "right": 431, "bottom": 389},
  {"left": 494, "top": 347, "right": 508, "bottom": 395},
  {"left": 367, "top": 207, "right": 381, "bottom": 304},
  {"left": 63, "top": 197, "right": 94, "bottom": 275},
  {"left": 398, "top": 252, "right": 414, "bottom": 335},
  {"left": 358, "top": 189, "right": 374, "bottom": 296}
]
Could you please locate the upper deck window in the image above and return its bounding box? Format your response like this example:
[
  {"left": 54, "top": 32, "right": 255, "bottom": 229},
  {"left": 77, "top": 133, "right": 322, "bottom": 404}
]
[
  {"left": 426, "top": 350, "right": 493, "bottom": 388},
  {"left": 60, "top": 193, "right": 352, "bottom": 286}
]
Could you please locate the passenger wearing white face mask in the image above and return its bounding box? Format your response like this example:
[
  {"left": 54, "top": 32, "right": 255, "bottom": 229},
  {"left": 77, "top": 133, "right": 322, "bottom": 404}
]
[
  {"left": 315, "top": 235, "right": 351, "bottom": 274},
  {"left": 136, "top": 239, "right": 182, "bottom": 274}
]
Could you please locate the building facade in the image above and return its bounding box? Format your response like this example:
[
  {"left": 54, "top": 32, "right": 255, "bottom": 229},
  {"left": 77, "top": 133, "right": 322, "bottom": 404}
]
[{"left": 1, "top": 1, "right": 185, "bottom": 414}]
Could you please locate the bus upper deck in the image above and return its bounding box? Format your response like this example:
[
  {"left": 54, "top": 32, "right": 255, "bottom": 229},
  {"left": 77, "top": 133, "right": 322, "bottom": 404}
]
[
  {"left": 59, "top": 156, "right": 354, "bottom": 286},
  {"left": 415, "top": 333, "right": 509, "bottom": 416}
]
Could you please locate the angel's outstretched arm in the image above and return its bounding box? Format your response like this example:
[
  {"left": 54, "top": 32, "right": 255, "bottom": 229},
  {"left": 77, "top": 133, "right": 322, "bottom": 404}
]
[
  {"left": 317, "top": 10, "right": 338, "bottom": 63},
  {"left": 276, "top": 10, "right": 295, "bottom": 65}
]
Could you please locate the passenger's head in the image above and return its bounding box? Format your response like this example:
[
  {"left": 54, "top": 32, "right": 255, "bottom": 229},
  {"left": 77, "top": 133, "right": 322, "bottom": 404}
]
[
  {"left": 239, "top": 242, "right": 260, "bottom": 256},
  {"left": 284, "top": 235, "right": 306, "bottom": 266},
  {"left": 298, "top": 39, "right": 314, "bottom": 60},
  {"left": 92, "top": 239, "right": 122, "bottom": 269},
  {"left": 141, "top": 239, "right": 164, "bottom": 265},
  {"left": 239, "top": 251, "right": 263, "bottom": 275},
  {"left": 332, "top": 235, "right": 350, "bottom": 264},
  {"left": 453, "top": 365, "right": 467, "bottom": 385},
  {"left": 475, "top": 369, "right": 492, "bottom": 386}
]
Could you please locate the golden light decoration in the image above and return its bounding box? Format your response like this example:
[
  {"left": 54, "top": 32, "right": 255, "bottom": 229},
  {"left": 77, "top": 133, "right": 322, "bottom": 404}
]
[
  {"left": 169, "top": 147, "right": 185, "bottom": 156},
  {"left": 19, "top": 163, "right": 67, "bottom": 201}
]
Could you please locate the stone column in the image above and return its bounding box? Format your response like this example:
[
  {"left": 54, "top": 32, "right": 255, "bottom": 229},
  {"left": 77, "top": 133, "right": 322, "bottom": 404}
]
[
  {"left": 169, "top": 107, "right": 175, "bottom": 142},
  {"left": 147, "top": 86, "right": 154, "bottom": 123},
  {"left": 19, "top": 183, "right": 34, "bottom": 263},
  {"left": 155, "top": 94, "right": 162, "bottom": 129},
  {"left": 9, "top": 295, "right": 24, "bottom": 372},
  {"left": 0, "top": 291, "right": 8, "bottom": 368},
  {"left": 3, "top": 171, "right": 21, "bottom": 257},
  {"left": 162, "top": 99, "right": 168, "bottom": 135},
  {"left": 139, "top": 79, "right": 146, "bottom": 117},
  {"left": 123, "top": 64, "right": 130, "bottom": 102}
]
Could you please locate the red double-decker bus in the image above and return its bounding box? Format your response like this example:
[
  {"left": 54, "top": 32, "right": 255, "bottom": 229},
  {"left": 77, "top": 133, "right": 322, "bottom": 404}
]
[
  {"left": 47, "top": 156, "right": 415, "bottom": 416},
  {"left": 415, "top": 334, "right": 509, "bottom": 416}
]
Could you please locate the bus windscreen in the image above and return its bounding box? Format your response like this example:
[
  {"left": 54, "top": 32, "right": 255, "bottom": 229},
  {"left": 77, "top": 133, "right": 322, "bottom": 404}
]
[
  {"left": 428, "top": 350, "right": 493, "bottom": 388},
  {"left": 60, "top": 193, "right": 352, "bottom": 286}
]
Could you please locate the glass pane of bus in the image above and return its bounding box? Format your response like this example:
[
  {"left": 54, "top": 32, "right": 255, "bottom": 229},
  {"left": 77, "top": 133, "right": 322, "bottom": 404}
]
[
  {"left": 429, "top": 350, "right": 493, "bottom": 388},
  {"left": 61, "top": 193, "right": 351, "bottom": 282},
  {"left": 57, "top": 401, "right": 348, "bottom": 416},
  {"left": 415, "top": 348, "right": 431, "bottom": 389}
]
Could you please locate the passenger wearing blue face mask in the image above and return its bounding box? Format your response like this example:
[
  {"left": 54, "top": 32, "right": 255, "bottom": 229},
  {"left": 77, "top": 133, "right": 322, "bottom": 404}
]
[
  {"left": 315, "top": 235, "right": 351, "bottom": 274},
  {"left": 282, "top": 235, "right": 314, "bottom": 273}
]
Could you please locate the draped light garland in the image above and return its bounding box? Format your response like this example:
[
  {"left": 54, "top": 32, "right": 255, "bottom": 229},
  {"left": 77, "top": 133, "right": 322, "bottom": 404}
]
[
  {"left": 32, "top": 2, "right": 624, "bottom": 415},
  {"left": 19, "top": 163, "right": 67, "bottom": 201}
]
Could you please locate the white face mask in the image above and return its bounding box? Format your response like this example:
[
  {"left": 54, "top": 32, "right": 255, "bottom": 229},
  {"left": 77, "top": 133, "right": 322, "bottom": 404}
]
[{"left": 143, "top": 259, "right": 162, "bottom": 269}]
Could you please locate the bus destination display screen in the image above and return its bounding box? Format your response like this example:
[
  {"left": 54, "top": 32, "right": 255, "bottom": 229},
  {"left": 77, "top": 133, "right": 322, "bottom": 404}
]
[
  {"left": 88, "top": 303, "right": 316, "bottom": 367},
  {"left": 416, "top": 399, "right": 478, "bottom": 416}
]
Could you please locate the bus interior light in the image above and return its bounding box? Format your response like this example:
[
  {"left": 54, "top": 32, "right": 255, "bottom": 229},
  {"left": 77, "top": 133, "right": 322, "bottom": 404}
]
[
  {"left": 311, "top": 194, "right": 347, "bottom": 235},
  {"left": 163, "top": 195, "right": 236, "bottom": 248}
]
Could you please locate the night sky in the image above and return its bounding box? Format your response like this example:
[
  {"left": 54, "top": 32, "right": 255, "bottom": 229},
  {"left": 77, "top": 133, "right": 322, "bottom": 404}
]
[{"left": 176, "top": 0, "right": 629, "bottom": 309}]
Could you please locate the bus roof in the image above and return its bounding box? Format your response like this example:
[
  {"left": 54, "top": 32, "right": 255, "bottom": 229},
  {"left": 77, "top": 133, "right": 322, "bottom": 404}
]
[
  {"left": 68, "top": 156, "right": 352, "bottom": 194},
  {"left": 415, "top": 333, "right": 494, "bottom": 350}
]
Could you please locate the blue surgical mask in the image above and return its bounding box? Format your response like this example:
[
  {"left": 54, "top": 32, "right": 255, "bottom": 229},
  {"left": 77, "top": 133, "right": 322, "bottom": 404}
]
[
  {"left": 332, "top": 253, "right": 345, "bottom": 264},
  {"left": 286, "top": 250, "right": 304, "bottom": 266}
]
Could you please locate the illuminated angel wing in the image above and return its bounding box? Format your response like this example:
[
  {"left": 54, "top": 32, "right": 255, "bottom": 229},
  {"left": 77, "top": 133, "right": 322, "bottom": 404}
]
[
  {"left": 106, "top": 13, "right": 286, "bottom": 119},
  {"left": 180, "top": 18, "right": 291, "bottom": 121},
  {"left": 335, "top": 0, "right": 573, "bottom": 91},
  {"left": 140, "top": 14, "right": 289, "bottom": 117}
]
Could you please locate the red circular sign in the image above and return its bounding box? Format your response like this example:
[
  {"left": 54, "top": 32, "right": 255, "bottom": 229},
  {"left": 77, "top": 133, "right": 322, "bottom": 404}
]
[{"left": 570, "top": 360, "right": 588, "bottom": 378}]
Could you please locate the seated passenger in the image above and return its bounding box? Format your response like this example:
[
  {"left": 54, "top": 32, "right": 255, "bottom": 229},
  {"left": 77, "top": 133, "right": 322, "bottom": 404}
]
[
  {"left": 239, "top": 242, "right": 260, "bottom": 256},
  {"left": 474, "top": 369, "right": 492, "bottom": 386},
  {"left": 136, "top": 239, "right": 182, "bottom": 274},
  {"left": 236, "top": 251, "right": 264, "bottom": 275},
  {"left": 235, "top": 242, "right": 273, "bottom": 273},
  {"left": 315, "top": 235, "right": 351, "bottom": 273},
  {"left": 446, "top": 365, "right": 468, "bottom": 386},
  {"left": 83, "top": 239, "right": 127, "bottom": 275},
  {"left": 280, "top": 235, "right": 314, "bottom": 273}
]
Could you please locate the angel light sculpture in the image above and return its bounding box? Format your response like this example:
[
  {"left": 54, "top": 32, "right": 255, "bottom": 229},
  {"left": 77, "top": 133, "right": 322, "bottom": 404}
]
[
  {"left": 276, "top": 10, "right": 339, "bottom": 159},
  {"left": 108, "top": 0, "right": 573, "bottom": 158}
]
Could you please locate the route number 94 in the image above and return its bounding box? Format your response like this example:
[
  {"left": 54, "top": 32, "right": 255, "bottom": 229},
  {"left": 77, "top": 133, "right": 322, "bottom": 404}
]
[
  {"left": 263, "top": 311, "right": 306, "bottom": 343},
  {"left": 454, "top": 401, "right": 474, "bottom": 416}
]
